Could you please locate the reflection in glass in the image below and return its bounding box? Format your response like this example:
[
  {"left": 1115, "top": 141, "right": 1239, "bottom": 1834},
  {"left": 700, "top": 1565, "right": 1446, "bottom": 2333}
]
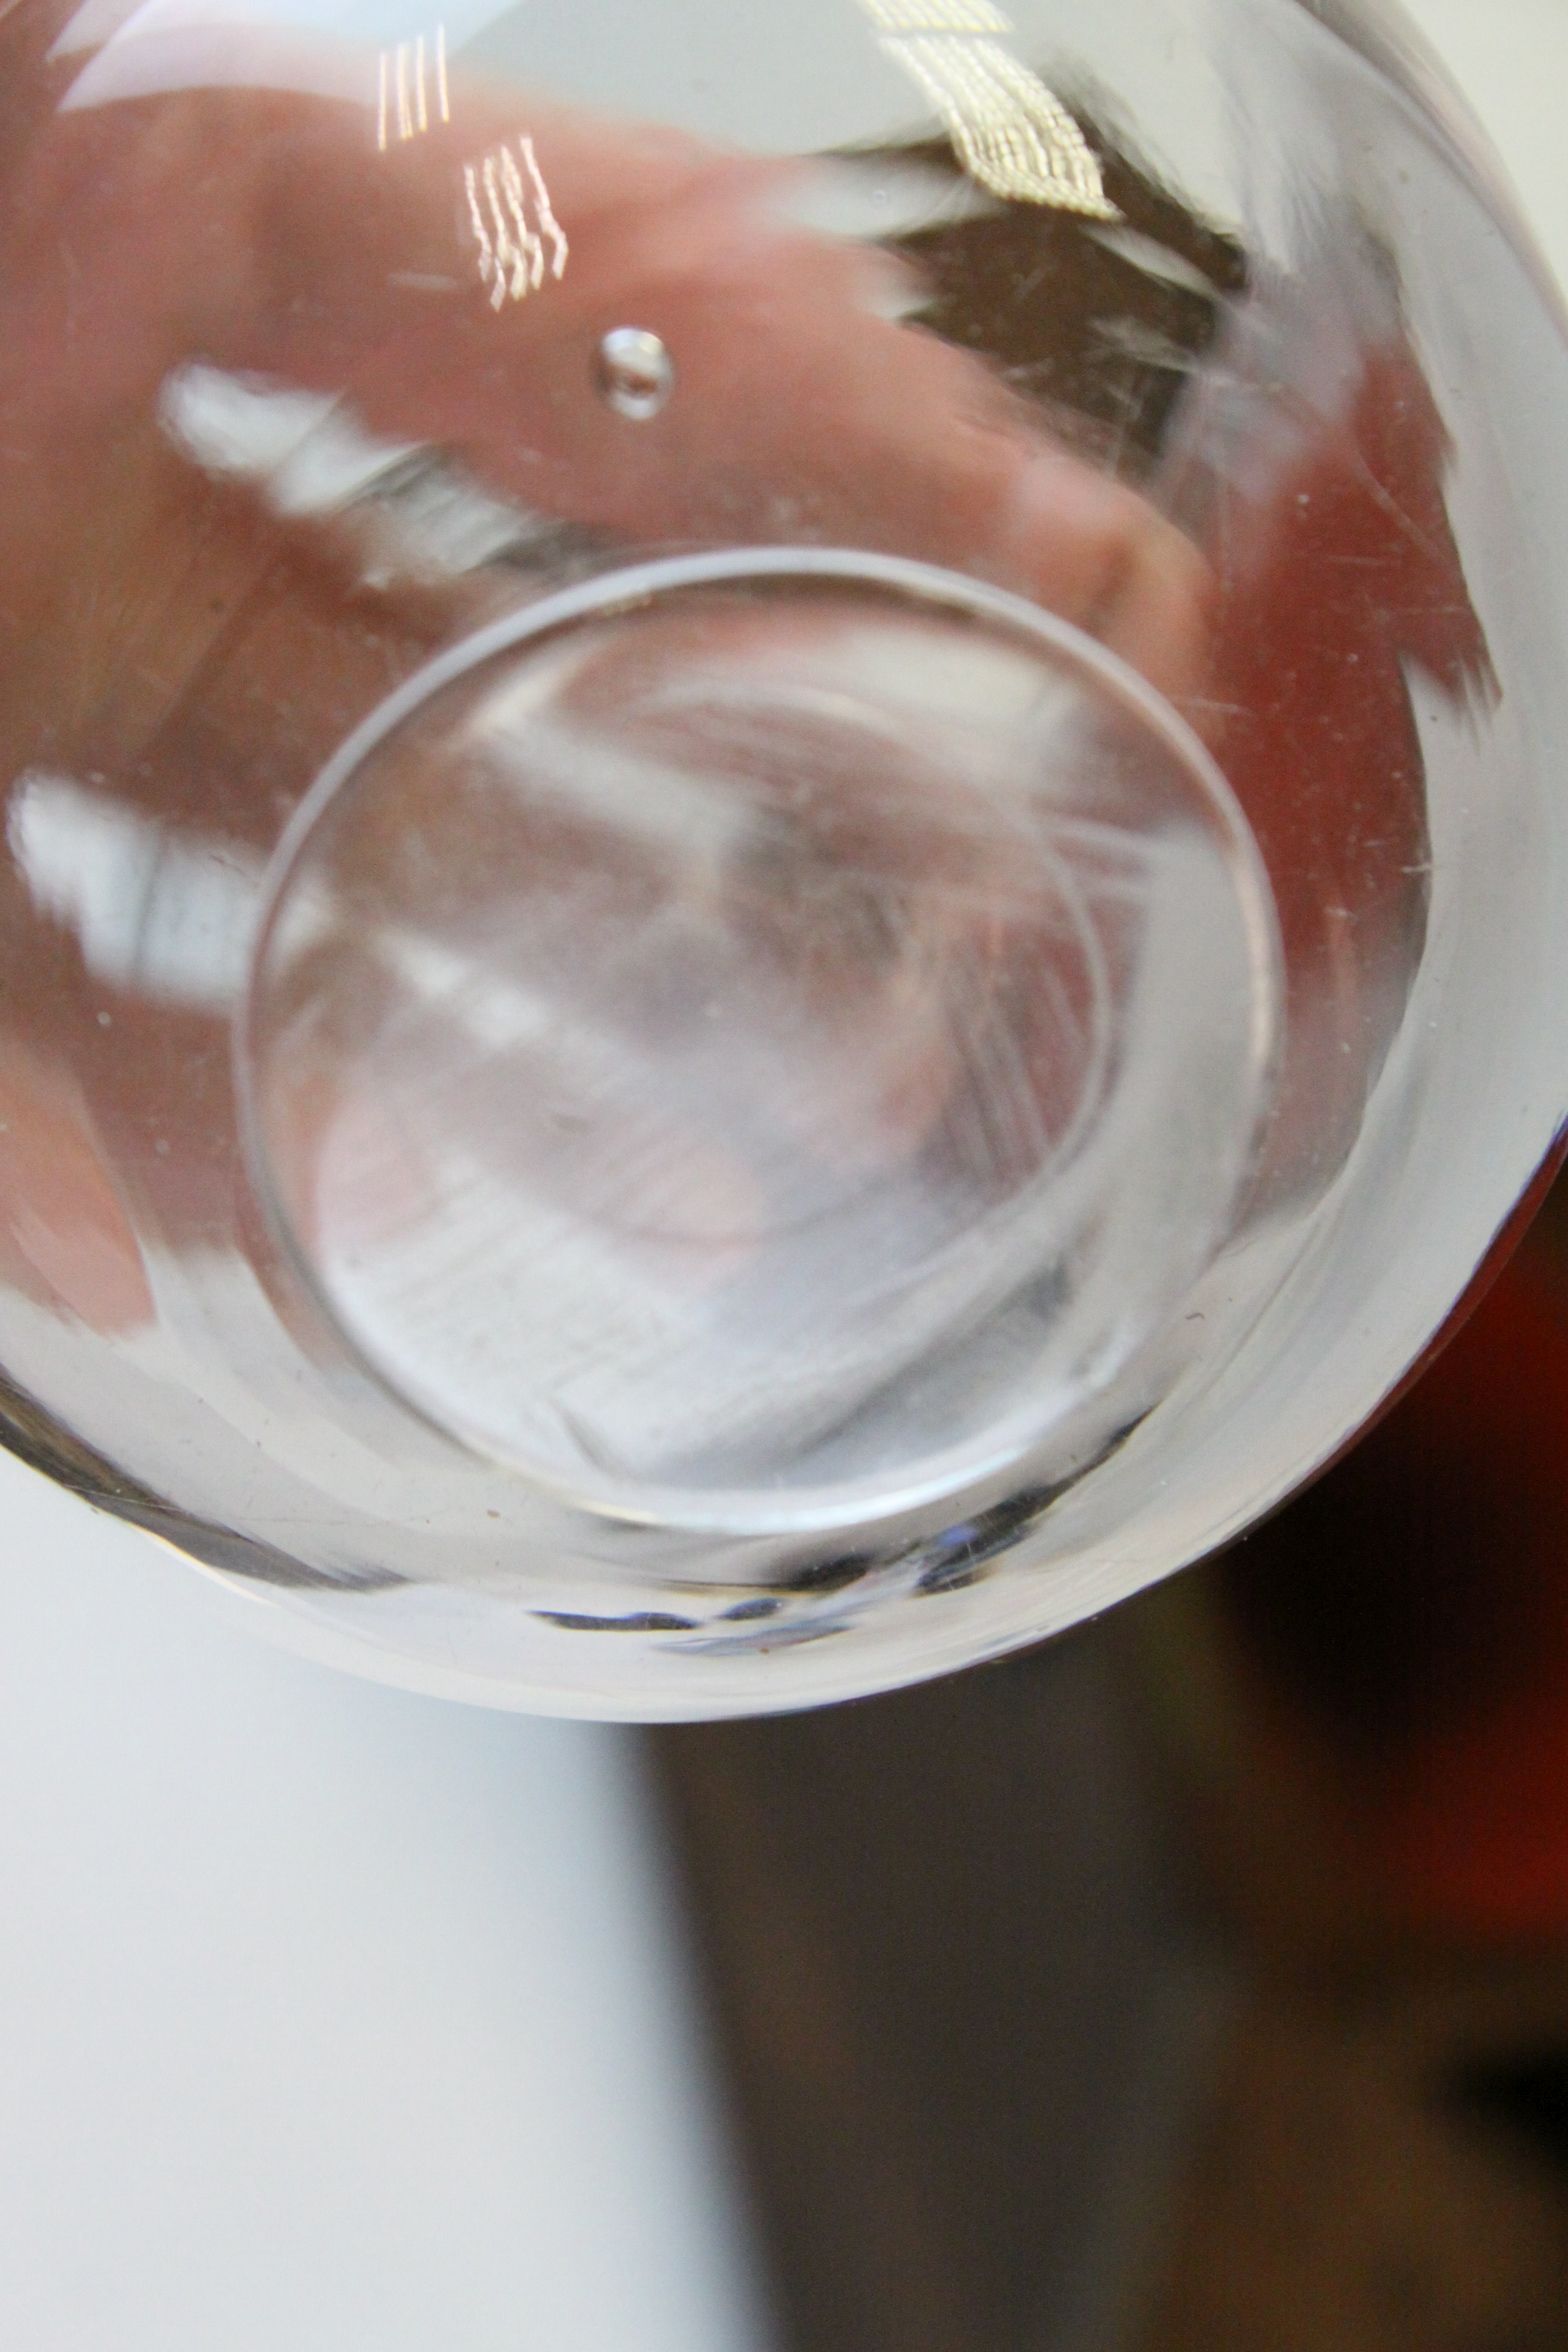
[
  {"left": 0, "top": 0, "right": 1562, "bottom": 1718},
  {"left": 861, "top": 0, "right": 1117, "bottom": 213}
]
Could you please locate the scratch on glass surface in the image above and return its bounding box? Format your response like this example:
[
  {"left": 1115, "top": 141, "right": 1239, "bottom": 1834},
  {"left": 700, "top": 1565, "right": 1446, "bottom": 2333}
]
[
  {"left": 463, "top": 138, "right": 570, "bottom": 309},
  {"left": 377, "top": 24, "right": 453, "bottom": 151},
  {"left": 859, "top": 0, "right": 1116, "bottom": 216}
]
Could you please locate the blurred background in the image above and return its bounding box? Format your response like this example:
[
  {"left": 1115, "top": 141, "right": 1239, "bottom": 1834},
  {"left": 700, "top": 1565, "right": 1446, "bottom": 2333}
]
[
  {"left": 658, "top": 1188, "right": 1568, "bottom": 2352},
  {"left": 4, "top": 2, "right": 1568, "bottom": 2346}
]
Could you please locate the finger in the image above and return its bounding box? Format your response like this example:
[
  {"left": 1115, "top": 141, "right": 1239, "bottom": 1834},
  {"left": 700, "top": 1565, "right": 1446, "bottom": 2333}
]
[{"left": 6, "top": 32, "right": 1209, "bottom": 697}]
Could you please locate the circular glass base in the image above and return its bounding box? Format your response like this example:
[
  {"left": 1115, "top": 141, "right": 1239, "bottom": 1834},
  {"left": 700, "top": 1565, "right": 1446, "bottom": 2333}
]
[{"left": 240, "top": 549, "right": 1278, "bottom": 1532}]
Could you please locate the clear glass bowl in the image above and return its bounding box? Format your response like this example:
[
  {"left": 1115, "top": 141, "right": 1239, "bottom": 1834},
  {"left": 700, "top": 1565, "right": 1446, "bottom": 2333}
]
[{"left": 0, "top": 0, "right": 1564, "bottom": 1717}]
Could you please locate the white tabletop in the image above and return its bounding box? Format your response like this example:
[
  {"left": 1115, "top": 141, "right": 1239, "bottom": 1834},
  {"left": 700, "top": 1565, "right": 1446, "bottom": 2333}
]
[{"left": 0, "top": 1476, "right": 774, "bottom": 2350}]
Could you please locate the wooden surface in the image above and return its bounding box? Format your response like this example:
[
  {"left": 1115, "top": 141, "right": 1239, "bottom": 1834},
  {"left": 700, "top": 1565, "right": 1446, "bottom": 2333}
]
[
  {"left": 652, "top": 1624, "right": 1224, "bottom": 2352},
  {"left": 655, "top": 1585, "right": 1568, "bottom": 2352}
]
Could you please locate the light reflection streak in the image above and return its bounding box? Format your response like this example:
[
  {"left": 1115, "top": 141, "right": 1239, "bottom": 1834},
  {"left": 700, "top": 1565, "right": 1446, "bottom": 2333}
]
[
  {"left": 436, "top": 23, "right": 451, "bottom": 123},
  {"left": 377, "top": 23, "right": 452, "bottom": 152},
  {"left": 488, "top": 146, "right": 544, "bottom": 299},
  {"left": 463, "top": 137, "right": 569, "bottom": 309},
  {"left": 860, "top": 0, "right": 1116, "bottom": 215},
  {"left": 519, "top": 135, "right": 569, "bottom": 282},
  {"left": 9, "top": 773, "right": 263, "bottom": 1013},
  {"left": 463, "top": 157, "right": 497, "bottom": 296}
]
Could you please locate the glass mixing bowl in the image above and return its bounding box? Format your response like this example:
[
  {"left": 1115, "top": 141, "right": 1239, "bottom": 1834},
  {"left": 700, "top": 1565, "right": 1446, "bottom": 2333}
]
[{"left": 0, "top": 0, "right": 1564, "bottom": 1715}]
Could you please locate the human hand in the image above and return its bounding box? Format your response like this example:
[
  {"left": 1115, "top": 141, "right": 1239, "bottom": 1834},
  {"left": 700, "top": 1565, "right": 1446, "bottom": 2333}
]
[{"left": 0, "top": 5, "right": 1213, "bottom": 1336}]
